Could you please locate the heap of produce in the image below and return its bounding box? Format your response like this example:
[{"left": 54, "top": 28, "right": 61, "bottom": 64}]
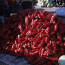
[{"left": 0, "top": 9, "right": 65, "bottom": 65}]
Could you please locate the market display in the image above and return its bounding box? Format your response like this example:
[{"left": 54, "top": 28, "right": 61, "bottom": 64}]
[{"left": 0, "top": 9, "right": 65, "bottom": 65}]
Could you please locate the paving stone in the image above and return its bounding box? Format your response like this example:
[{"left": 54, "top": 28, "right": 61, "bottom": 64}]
[
  {"left": 1, "top": 54, "right": 15, "bottom": 63},
  {"left": 16, "top": 60, "right": 28, "bottom": 65},
  {"left": 0, "top": 61, "right": 9, "bottom": 65},
  {"left": 0, "top": 53, "right": 29, "bottom": 65},
  {"left": 0, "top": 53, "right": 5, "bottom": 59},
  {"left": 9, "top": 63, "right": 15, "bottom": 65},
  {"left": 10, "top": 58, "right": 25, "bottom": 65}
]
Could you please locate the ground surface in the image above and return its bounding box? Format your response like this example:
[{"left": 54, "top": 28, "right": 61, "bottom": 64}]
[{"left": 0, "top": 6, "right": 65, "bottom": 65}]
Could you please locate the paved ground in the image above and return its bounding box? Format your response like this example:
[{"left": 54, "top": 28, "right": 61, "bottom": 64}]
[
  {"left": 0, "top": 61, "right": 8, "bottom": 65},
  {"left": 0, "top": 53, "right": 29, "bottom": 65},
  {"left": 33, "top": 6, "right": 60, "bottom": 13},
  {"left": 0, "top": 6, "right": 65, "bottom": 65}
]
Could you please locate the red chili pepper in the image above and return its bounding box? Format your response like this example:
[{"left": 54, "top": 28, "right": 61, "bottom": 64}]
[
  {"left": 18, "top": 24, "right": 23, "bottom": 32},
  {"left": 40, "top": 10, "right": 43, "bottom": 16},
  {"left": 45, "top": 27, "right": 50, "bottom": 34},
  {"left": 39, "top": 48, "right": 44, "bottom": 57},
  {"left": 32, "top": 32, "right": 40, "bottom": 41},
  {"left": 43, "top": 49, "right": 50, "bottom": 56},
  {"left": 38, "top": 14, "right": 42, "bottom": 18},
  {"left": 45, "top": 36, "right": 49, "bottom": 43},
  {"left": 31, "top": 19, "right": 38, "bottom": 28},
  {"left": 29, "top": 51, "right": 39, "bottom": 55},
  {"left": 0, "top": 9, "right": 65, "bottom": 65},
  {"left": 25, "top": 16, "right": 30, "bottom": 28},
  {"left": 52, "top": 41, "right": 57, "bottom": 53},
  {"left": 57, "top": 32, "right": 62, "bottom": 40},
  {"left": 22, "top": 35, "right": 29, "bottom": 44},
  {"left": 38, "top": 38, "right": 45, "bottom": 48},
  {"left": 43, "top": 22, "right": 50, "bottom": 28},
  {"left": 43, "top": 11, "right": 48, "bottom": 16},
  {"left": 61, "top": 48, "right": 64, "bottom": 54},
  {"left": 45, "top": 42, "right": 51, "bottom": 49},
  {"left": 51, "top": 31, "right": 55, "bottom": 35},
  {"left": 46, "top": 57, "right": 58, "bottom": 61},
  {"left": 31, "top": 57, "right": 42, "bottom": 65},
  {"left": 21, "top": 25, "right": 31, "bottom": 36},
  {"left": 54, "top": 24, "right": 58, "bottom": 31},
  {"left": 50, "top": 15, "right": 56, "bottom": 24},
  {"left": 46, "top": 13, "right": 53, "bottom": 21}
]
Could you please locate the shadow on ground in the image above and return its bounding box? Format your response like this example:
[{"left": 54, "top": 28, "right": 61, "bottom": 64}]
[{"left": 0, "top": 61, "right": 9, "bottom": 65}]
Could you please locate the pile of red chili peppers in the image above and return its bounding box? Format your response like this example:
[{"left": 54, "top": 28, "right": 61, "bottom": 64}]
[{"left": 0, "top": 9, "right": 65, "bottom": 65}]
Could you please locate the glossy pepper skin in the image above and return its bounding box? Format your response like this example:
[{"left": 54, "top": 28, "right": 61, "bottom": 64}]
[{"left": 0, "top": 9, "right": 65, "bottom": 65}]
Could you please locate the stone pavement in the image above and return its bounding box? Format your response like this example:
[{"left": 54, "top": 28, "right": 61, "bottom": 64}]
[
  {"left": 0, "top": 53, "right": 30, "bottom": 65},
  {"left": 33, "top": 6, "right": 60, "bottom": 13}
]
